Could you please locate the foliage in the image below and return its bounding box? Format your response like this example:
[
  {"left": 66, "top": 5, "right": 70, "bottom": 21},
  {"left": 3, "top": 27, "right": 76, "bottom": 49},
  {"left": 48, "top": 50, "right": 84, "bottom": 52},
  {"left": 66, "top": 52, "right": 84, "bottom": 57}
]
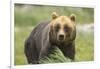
[{"left": 15, "top": 4, "right": 94, "bottom": 27}]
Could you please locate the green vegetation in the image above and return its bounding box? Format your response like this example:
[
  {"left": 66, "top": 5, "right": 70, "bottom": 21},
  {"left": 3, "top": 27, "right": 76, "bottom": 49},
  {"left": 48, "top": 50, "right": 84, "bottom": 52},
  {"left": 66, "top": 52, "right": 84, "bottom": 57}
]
[
  {"left": 14, "top": 4, "right": 94, "bottom": 65},
  {"left": 15, "top": 4, "right": 94, "bottom": 27}
]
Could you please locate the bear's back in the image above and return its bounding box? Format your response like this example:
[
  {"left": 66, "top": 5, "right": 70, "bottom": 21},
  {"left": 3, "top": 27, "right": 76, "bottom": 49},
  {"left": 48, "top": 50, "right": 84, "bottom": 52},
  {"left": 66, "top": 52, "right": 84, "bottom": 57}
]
[
  {"left": 31, "top": 21, "right": 50, "bottom": 38},
  {"left": 27, "top": 21, "right": 50, "bottom": 52}
]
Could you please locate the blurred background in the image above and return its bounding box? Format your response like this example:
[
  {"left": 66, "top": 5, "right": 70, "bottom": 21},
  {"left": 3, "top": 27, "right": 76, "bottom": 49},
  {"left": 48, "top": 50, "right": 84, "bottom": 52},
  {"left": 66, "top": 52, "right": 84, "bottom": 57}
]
[{"left": 14, "top": 4, "right": 94, "bottom": 65}]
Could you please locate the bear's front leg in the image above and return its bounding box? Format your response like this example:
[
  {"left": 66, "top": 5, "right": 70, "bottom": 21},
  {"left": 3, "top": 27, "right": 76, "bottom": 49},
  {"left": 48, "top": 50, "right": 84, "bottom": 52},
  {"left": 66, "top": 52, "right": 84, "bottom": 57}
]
[
  {"left": 59, "top": 42, "right": 75, "bottom": 61},
  {"left": 38, "top": 44, "right": 54, "bottom": 62}
]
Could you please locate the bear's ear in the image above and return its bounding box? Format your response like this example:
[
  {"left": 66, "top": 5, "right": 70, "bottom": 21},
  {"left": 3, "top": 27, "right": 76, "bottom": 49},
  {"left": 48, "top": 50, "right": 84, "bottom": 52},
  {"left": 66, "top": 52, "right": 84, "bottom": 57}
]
[
  {"left": 52, "top": 12, "right": 59, "bottom": 19},
  {"left": 70, "top": 14, "right": 76, "bottom": 22}
]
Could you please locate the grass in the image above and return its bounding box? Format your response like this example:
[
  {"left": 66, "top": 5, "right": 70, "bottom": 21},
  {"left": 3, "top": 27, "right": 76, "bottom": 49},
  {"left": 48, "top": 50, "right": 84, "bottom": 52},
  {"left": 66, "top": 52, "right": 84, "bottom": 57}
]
[
  {"left": 39, "top": 47, "right": 71, "bottom": 64},
  {"left": 75, "top": 31, "right": 94, "bottom": 61},
  {"left": 14, "top": 26, "right": 94, "bottom": 65},
  {"left": 15, "top": 4, "right": 94, "bottom": 27},
  {"left": 14, "top": 27, "right": 34, "bottom": 65}
]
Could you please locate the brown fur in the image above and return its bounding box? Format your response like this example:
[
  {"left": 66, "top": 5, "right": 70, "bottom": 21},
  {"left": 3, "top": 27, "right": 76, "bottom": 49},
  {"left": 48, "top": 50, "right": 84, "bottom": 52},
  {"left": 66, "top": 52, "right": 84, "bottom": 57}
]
[{"left": 24, "top": 12, "right": 76, "bottom": 64}]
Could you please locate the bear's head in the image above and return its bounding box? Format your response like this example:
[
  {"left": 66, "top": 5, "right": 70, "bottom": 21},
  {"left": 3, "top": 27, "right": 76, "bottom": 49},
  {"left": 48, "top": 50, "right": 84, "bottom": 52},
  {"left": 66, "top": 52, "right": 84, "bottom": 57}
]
[{"left": 49, "top": 12, "right": 76, "bottom": 45}]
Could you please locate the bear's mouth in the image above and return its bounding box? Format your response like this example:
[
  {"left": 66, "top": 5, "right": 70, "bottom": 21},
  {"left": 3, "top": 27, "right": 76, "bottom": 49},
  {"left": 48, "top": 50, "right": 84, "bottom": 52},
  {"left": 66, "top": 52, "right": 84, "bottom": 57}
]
[
  {"left": 58, "top": 39, "right": 65, "bottom": 42},
  {"left": 56, "top": 37, "right": 71, "bottom": 45},
  {"left": 57, "top": 39, "right": 66, "bottom": 44}
]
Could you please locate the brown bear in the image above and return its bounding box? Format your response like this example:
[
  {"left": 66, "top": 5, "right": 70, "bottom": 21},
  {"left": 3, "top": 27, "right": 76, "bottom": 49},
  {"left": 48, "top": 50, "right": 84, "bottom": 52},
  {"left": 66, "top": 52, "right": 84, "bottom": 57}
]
[{"left": 24, "top": 12, "right": 76, "bottom": 64}]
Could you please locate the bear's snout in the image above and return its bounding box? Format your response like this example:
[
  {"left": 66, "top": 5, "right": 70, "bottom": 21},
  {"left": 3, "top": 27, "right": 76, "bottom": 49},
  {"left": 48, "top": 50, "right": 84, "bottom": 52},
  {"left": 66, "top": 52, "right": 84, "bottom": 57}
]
[
  {"left": 59, "top": 34, "right": 64, "bottom": 41},
  {"left": 57, "top": 29, "right": 65, "bottom": 41}
]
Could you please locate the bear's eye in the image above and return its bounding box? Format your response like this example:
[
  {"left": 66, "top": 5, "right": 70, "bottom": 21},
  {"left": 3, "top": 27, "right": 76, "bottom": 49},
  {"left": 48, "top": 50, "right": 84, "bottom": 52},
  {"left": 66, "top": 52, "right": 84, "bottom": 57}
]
[
  {"left": 64, "top": 26, "right": 69, "bottom": 32},
  {"left": 55, "top": 24, "right": 60, "bottom": 32}
]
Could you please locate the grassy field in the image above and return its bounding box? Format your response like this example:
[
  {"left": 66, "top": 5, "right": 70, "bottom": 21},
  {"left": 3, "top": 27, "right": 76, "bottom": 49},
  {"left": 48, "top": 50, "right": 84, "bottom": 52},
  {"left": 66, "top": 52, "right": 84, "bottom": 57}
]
[{"left": 14, "top": 4, "right": 94, "bottom": 65}]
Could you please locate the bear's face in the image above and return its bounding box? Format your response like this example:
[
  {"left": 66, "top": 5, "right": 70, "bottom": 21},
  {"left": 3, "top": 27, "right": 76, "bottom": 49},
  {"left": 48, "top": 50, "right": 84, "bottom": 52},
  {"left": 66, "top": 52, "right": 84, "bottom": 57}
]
[{"left": 49, "top": 12, "right": 76, "bottom": 45}]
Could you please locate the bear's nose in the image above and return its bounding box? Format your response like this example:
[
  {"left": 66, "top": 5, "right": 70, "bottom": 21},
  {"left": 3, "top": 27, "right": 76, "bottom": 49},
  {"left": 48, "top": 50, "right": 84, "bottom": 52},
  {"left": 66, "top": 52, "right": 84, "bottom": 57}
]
[{"left": 59, "top": 34, "right": 64, "bottom": 41}]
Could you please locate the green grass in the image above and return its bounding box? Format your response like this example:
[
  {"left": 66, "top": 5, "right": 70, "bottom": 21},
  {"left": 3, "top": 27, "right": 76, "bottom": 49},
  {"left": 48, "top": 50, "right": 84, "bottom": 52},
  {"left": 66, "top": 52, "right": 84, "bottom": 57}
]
[
  {"left": 75, "top": 31, "right": 94, "bottom": 61},
  {"left": 14, "top": 26, "right": 94, "bottom": 65},
  {"left": 14, "top": 27, "right": 32, "bottom": 65},
  {"left": 15, "top": 4, "right": 94, "bottom": 27},
  {"left": 39, "top": 47, "right": 71, "bottom": 64}
]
